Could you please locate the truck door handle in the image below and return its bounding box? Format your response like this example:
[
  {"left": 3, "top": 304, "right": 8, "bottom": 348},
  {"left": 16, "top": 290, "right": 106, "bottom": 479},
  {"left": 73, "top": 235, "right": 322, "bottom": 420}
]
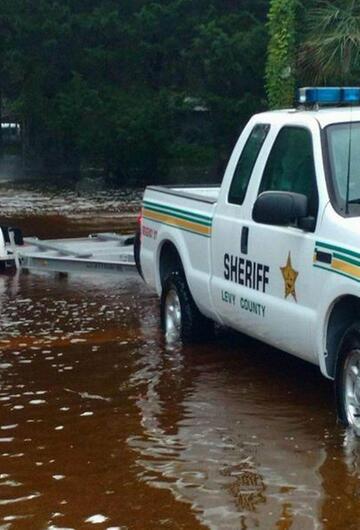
[
  {"left": 315, "top": 250, "right": 332, "bottom": 264},
  {"left": 241, "top": 226, "right": 249, "bottom": 255}
]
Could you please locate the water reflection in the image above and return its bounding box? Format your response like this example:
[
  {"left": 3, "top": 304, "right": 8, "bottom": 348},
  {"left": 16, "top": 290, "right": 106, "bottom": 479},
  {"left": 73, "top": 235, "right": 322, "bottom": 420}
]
[
  {"left": 0, "top": 272, "right": 151, "bottom": 529},
  {"left": 0, "top": 182, "right": 142, "bottom": 239},
  {"left": 128, "top": 333, "right": 350, "bottom": 530},
  {"left": 0, "top": 246, "right": 360, "bottom": 528},
  {"left": 319, "top": 431, "right": 360, "bottom": 530},
  {"left": 0, "top": 182, "right": 142, "bottom": 219}
]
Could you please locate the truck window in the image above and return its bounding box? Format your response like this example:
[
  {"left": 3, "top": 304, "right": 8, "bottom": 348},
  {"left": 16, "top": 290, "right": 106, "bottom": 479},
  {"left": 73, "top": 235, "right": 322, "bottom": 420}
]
[
  {"left": 326, "top": 122, "right": 360, "bottom": 214},
  {"left": 258, "top": 126, "right": 319, "bottom": 218},
  {"left": 228, "top": 124, "right": 270, "bottom": 205}
]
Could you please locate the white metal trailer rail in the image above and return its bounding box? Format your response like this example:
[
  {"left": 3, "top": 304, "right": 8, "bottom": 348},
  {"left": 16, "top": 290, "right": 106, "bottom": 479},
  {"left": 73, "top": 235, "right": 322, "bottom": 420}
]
[{"left": 1, "top": 230, "right": 135, "bottom": 275}]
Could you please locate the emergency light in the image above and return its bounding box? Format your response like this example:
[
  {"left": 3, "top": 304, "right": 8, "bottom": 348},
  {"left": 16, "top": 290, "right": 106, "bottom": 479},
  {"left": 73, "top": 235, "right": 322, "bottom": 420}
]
[{"left": 298, "top": 87, "right": 360, "bottom": 106}]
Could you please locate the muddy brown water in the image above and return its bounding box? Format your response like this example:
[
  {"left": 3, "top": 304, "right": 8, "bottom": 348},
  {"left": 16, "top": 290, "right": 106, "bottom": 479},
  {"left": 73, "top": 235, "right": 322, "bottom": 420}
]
[{"left": 0, "top": 185, "right": 360, "bottom": 530}]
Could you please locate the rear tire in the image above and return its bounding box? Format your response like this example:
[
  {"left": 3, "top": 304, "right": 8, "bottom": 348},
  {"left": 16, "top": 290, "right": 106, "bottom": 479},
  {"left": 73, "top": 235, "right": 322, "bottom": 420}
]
[
  {"left": 335, "top": 324, "right": 360, "bottom": 433},
  {"left": 160, "top": 271, "right": 214, "bottom": 344}
]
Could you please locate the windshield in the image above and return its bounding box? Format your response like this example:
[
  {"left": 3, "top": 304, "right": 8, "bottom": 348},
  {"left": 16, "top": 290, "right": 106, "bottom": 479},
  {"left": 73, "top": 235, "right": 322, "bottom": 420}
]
[{"left": 326, "top": 122, "right": 360, "bottom": 213}]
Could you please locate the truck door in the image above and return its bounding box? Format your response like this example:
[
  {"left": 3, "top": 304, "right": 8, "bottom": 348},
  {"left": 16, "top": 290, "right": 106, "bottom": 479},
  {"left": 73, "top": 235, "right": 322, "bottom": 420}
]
[
  {"left": 210, "top": 121, "right": 273, "bottom": 332},
  {"left": 211, "top": 119, "right": 322, "bottom": 364}
]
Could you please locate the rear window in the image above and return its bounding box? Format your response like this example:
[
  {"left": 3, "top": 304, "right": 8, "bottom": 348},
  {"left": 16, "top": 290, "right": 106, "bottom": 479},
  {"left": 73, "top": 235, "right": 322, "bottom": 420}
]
[{"left": 228, "top": 124, "right": 270, "bottom": 205}]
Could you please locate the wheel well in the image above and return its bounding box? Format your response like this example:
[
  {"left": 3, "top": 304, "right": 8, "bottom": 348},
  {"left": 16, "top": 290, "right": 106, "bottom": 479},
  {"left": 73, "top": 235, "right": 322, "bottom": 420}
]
[
  {"left": 159, "top": 241, "right": 184, "bottom": 288},
  {"left": 326, "top": 296, "right": 360, "bottom": 378}
]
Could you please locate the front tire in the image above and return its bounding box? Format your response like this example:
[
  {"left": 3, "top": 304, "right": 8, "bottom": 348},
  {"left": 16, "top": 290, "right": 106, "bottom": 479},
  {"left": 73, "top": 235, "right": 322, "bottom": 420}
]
[
  {"left": 336, "top": 324, "right": 360, "bottom": 433},
  {"left": 160, "top": 271, "right": 214, "bottom": 344}
]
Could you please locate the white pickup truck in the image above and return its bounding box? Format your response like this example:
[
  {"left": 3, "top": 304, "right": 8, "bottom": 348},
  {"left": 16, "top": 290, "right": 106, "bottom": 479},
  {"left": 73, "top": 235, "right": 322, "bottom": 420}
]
[{"left": 137, "top": 87, "right": 360, "bottom": 432}]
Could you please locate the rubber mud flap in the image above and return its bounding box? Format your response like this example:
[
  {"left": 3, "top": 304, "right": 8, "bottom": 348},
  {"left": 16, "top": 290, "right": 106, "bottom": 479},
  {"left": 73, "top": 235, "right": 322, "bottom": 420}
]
[{"left": 134, "top": 227, "right": 143, "bottom": 279}]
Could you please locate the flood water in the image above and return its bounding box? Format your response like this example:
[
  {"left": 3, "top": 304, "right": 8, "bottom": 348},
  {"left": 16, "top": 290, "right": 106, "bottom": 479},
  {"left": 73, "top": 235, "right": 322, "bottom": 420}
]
[{"left": 0, "top": 183, "right": 360, "bottom": 530}]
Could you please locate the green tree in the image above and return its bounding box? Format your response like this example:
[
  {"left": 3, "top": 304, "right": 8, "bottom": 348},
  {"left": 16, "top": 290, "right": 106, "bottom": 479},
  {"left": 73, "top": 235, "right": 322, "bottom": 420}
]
[
  {"left": 266, "top": 0, "right": 297, "bottom": 109},
  {"left": 1, "top": 0, "right": 79, "bottom": 173},
  {"left": 1, "top": 0, "right": 271, "bottom": 183},
  {"left": 190, "top": 8, "right": 268, "bottom": 147}
]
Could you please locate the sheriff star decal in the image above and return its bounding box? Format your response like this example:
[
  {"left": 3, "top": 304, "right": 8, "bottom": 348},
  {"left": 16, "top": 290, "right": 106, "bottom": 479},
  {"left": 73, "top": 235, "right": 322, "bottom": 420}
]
[{"left": 280, "top": 252, "right": 298, "bottom": 302}]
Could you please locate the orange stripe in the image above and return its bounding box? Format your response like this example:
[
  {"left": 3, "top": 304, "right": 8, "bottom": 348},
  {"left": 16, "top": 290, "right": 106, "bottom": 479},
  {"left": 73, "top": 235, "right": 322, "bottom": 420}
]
[{"left": 143, "top": 209, "right": 211, "bottom": 235}]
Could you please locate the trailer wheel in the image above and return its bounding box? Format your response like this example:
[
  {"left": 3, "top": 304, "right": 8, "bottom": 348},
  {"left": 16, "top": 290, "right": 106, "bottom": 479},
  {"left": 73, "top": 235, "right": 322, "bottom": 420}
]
[
  {"left": 336, "top": 324, "right": 360, "bottom": 434},
  {"left": 160, "top": 271, "right": 214, "bottom": 344}
]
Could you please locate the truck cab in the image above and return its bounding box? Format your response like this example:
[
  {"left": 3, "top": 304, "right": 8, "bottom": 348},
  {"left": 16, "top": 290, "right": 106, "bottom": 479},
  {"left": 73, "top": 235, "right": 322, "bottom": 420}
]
[{"left": 139, "top": 87, "right": 360, "bottom": 433}]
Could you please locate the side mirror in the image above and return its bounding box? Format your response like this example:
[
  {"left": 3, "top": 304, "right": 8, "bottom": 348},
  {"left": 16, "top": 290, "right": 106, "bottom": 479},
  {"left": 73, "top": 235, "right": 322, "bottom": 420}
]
[{"left": 252, "top": 191, "right": 309, "bottom": 227}]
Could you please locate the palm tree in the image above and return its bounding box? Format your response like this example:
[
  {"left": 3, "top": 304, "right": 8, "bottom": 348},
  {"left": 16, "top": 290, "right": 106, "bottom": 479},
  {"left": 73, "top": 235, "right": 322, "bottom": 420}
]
[{"left": 301, "top": 0, "right": 360, "bottom": 84}]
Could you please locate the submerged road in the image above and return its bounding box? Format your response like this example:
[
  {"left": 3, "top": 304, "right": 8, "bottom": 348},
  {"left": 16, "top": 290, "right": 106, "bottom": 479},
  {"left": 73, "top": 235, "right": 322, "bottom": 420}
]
[{"left": 0, "top": 183, "right": 359, "bottom": 530}]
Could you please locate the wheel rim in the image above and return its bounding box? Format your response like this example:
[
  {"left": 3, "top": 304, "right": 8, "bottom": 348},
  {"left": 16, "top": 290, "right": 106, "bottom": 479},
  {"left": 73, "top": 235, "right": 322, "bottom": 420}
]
[
  {"left": 344, "top": 349, "right": 360, "bottom": 430},
  {"left": 164, "top": 288, "right": 182, "bottom": 340}
]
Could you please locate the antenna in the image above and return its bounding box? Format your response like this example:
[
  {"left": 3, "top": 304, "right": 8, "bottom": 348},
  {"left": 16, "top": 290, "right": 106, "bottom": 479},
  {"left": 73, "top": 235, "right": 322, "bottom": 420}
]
[{"left": 345, "top": 104, "right": 354, "bottom": 214}]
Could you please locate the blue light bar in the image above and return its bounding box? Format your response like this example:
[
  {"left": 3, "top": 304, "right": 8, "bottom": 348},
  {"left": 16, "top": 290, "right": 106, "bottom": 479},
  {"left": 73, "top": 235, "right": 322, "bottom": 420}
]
[
  {"left": 343, "top": 87, "right": 360, "bottom": 103},
  {"left": 298, "top": 87, "right": 360, "bottom": 106}
]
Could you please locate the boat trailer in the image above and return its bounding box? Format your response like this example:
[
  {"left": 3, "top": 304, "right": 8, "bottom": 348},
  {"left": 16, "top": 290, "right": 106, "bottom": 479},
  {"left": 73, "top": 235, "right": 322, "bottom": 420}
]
[{"left": 0, "top": 228, "right": 136, "bottom": 275}]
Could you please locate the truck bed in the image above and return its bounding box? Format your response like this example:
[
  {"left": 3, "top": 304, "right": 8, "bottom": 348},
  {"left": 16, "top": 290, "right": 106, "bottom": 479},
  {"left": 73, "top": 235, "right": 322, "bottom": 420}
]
[
  {"left": 140, "top": 184, "right": 220, "bottom": 315},
  {"left": 146, "top": 185, "right": 220, "bottom": 204}
]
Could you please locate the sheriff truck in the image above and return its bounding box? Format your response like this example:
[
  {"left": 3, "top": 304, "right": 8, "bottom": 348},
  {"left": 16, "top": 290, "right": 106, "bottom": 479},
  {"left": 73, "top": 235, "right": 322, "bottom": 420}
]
[{"left": 136, "top": 87, "right": 360, "bottom": 433}]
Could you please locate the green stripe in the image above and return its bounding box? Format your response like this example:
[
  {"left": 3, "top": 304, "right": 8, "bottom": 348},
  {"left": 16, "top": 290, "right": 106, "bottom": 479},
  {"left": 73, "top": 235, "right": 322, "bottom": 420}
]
[
  {"left": 143, "top": 215, "right": 210, "bottom": 238},
  {"left": 315, "top": 247, "right": 360, "bottom": 269},
  {"left": 314, "top": 263, "right": 360, "bottom": 283},
  {"left": 144, "top": 200, "right": 212, "bottom": 224},
  {"left": 144, "top": 201, "right": 212, "bottom": 223},
  {"left": 144, "top": 204, "right": 212, "bottom": 227},
  {"left": 333, "top": 252, "right": 360, "bottom": 268},
  {"left": 144, "top": 199, "right": 212, "bottom": 221},
  {"left": 316, "top": 240, "right": 360, "bottom": 261}
]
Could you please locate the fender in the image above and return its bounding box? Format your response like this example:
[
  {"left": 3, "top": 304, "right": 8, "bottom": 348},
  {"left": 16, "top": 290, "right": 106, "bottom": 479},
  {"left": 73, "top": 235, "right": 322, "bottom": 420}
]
[
  {"left": 316, "top": 284, "right": 360, "bottom": 379},
  {"left": 154, "top": 227, "right": 218, "bottom": 321},
  {"left": 155, "top": 228, "right": 190, "bottom": 294}
]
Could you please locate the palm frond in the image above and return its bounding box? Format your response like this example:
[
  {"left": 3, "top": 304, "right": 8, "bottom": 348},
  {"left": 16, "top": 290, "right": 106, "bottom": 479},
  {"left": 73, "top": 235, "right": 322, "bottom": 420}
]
[{"left": 300, "top": 0, "right": 360, "bottom": 83}]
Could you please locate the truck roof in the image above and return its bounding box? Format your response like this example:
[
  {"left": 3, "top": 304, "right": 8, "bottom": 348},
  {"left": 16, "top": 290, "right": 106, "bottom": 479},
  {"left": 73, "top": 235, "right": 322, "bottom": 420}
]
[{"left": 254, "top": 107, "right": 360, "bottom": 128}]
